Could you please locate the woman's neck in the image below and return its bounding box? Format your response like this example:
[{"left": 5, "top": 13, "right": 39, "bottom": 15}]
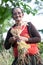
[
  {"left": 15, "top": 21, "right": 27, "bottom": 26},
  {"left": 15, "top": 21, "right": 22, "bottom": 26}
]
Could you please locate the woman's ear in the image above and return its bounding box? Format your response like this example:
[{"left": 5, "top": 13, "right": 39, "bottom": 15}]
[{"left": 12, "top": 15, "right": 15, "bottom": 20}]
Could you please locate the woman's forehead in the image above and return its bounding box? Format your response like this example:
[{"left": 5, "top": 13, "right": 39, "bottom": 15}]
[{"left": 13, "top": 8, "right": 22, "bottom": 13}]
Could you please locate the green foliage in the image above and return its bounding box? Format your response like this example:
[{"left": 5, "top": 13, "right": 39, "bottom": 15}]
[
  {"left": 0, "top": 0, "right": 43, "bottom": 24},
  {"left": 0, "top": 0, "right": 39, "bottom": 24},
  {"left": 27, "top": 0, "right": 32, "bottom": 2},
  {"left": 38, "top": 42, "right": 43, "bottom": 54},
  {"left": 2, "top": 0, "right": 8, "bottom": 3},
  {"left": 0, "top": 18, "right": 13, "bottom": 51},
  {"left": 0, "top": 34, "right": 4, "bottom": 52},
  {"left": 38, "top": 29, "right": 43, "bottom": 33},
  {"left": 0, "top": 0, "right": 43, "bottom": 25},
  {"left": 0, "top": 49, "right": 14, "bottom": 65},
  {"left": 0, "top": 5, "right": 11, "bottom": 24},
  {"left": 35, "top": 0, "right": 39, "bottom": 4}
]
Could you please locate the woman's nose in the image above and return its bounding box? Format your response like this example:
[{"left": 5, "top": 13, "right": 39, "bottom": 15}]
[{"left": 16, "top": 13, "right": 19, "bottom": 16}]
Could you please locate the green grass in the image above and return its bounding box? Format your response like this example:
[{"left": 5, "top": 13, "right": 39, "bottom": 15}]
[
  {"left": 0, "top": 44, "right": 43, "bottom": 65},
  {"left": 0, "top": 49, "right": 14, "bottom": 65}
]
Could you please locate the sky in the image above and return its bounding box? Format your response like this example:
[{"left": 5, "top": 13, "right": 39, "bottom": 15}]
[
  {"left": 23, "top": 13, "right": 43, "bottom": 30},
  {"left": 23, "top": 0, "right": 43, "bottom": 30}
]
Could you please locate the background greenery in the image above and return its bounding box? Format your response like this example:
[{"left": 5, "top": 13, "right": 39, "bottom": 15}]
[{"left": 0, "top": 0, "right": 43, "bottom": 65}]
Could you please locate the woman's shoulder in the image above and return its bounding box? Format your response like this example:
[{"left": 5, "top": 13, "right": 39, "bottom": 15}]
[
  {"left": 27, "top": 22, "right": 35, "bottom": 28},
  {"left": 27, "top": 22, "right": 32, "bottom": 27},
  {"left": 8, "top": 24, "right": 16, "bottom": 32},
  {"left": 27, "top": 22, "right": 33, "bottom": 25}
]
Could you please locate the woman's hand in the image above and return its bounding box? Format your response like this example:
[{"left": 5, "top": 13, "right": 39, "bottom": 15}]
[
  {"left": 19, "top": 36, "right": 28, "bottom": 42},
  {"left": 9, "top": 36, "right": 17, "bottom": 44}
]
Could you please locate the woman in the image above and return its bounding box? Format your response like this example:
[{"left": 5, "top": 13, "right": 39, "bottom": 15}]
[{"left": 4, "top": 7, "right": 42, "bottom": 65}]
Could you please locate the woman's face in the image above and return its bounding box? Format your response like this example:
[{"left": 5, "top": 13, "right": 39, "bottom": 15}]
[{"left": 13, "top": 8, "right": 23, "bottom": 23}]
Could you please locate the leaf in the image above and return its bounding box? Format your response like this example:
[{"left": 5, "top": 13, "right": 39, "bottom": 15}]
[
  {"left": 16, "top": 2, "right": 20, "bottom": 6},
  {"left": 27, "top": 0, "right": 32, "bottom": 2},
  {"left": 26, "top": 8, "right": 30, "bottom": 14},
  {"left": 41, "top": 0, "right": 43, "bottom": 1},
  {"left": 2, "top": 0, "right": 8, "bottom": 3},
  {"left": 0, "top": 6, "right": 11, "bottom": 24},
  {"left": 35, "top": 1, "right": 39, "bottom": 4},
  {"left": 38, "top": 29, "right": 43, "bottom": 33}
]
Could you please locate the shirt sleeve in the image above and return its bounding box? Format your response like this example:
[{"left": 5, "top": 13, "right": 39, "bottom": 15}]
[
  {"left": 4, "top": 28, "right": 12, "bottom": 49},
  {"left": 27, "top": 22, "right": 41, "bottom": 43}
]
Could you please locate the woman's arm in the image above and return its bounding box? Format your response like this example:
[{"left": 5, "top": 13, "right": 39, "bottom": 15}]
[
  {"left": 27, "top": 22, "right": 41, "bottom": 43},
  {"left": 4, "top": 29, "right": 18, "bottom": 49},
  {"left": 4, "top": 29, "right": 12, "bottom": 49}
]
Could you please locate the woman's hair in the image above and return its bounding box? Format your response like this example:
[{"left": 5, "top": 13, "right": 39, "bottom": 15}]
[{"left": 12, "top": 7, "right": 23, "bottom": 15}]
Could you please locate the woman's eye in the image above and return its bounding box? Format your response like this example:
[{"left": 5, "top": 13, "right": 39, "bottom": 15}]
[
  {"left": 13, "top": 12, "right": 21, "bottom": 15},
  {"left": 13, "top": 13, "right": 16, "bottom": 15},
  {"left": 18, "top": 12, "right": 21, "bottom": 14}
]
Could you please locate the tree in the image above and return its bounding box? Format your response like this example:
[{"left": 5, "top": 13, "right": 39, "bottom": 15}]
[{"left": 0, "top": 0, "right": 38, "bottom": 24}]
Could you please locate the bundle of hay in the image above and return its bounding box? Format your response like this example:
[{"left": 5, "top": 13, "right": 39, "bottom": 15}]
[{"left": 10, "top": 28, "right": 30, "bottom": 65}]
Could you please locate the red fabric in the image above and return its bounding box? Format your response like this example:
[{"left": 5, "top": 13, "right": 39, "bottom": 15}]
[
  {"left": 13, "top": 47, "right": 18, "bottom": 57},
  {"left": 20, "top": 26, "right": 29, "bottom": 38},
  {"left": 27, "top": 44, "right": 39, "bottom": 55},
  {"left": 20, "top": 26, "right": 39, "bottom": 55},
  {"left": 13, "top": 25, "right": 39, "bottom": 57}
]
